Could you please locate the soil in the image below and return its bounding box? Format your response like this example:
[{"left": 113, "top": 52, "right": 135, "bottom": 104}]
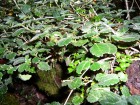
[{"left": 6, "top": 82, "right": 48, "bottom": 105}]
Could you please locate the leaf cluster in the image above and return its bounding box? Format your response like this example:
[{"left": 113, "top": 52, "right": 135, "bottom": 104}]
[{"left": 0, "top": 0, "right": 140, "bottom": 104}]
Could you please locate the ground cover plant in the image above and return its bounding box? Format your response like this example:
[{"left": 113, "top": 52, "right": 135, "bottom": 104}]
[{"left": 0, "top": 0, "right": 140, "bottom": 105}]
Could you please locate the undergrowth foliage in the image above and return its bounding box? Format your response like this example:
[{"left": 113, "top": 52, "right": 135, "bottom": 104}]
[{"left": 0, "top": 0, "right": 140, "bottom": 105}]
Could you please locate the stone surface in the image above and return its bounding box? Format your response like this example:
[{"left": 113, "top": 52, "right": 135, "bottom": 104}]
[{"left": 126, "top": 60, "right": 140, "bottom": 95}]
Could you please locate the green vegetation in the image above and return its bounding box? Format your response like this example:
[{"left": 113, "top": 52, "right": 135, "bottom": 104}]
[
  {"left": 0, "top": 0, "right": 140, "bottom": 104},
  {"left": 36, "top": 64, "right": 62, "bottom": 96},
  {"left": 0, "top": 93, "right": 20, "bottom": 105}
]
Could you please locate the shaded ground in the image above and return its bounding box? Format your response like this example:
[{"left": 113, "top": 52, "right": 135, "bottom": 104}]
[{"left": 1, "top": 82, "right": 48, "bottom": 105}]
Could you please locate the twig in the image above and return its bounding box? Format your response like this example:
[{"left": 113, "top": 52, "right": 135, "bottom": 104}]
[
  {"left": 89, "top": 5, "right": 98, "bottom": 16},
  {"left": 64, "top": 67, "right": 89, "bottom": 105},
  {"left": 12, "top": 0, "right": 25, "bottom": 15},
  {"left": 131, "top": 58, "right": 140, "bottom": 61},
  {"left": 130, "top": 47, "right": 140, "bottom": 53},
  {"left": 64, "top": 90, "right": 74, "bottom": 105},
  {"left": 130, "top": 0, "right": 135, "bottom": 10},
  {"left": 125, "top": 0, "right": 130, "bottom": 20},
  {"left": 12, "top": 17, "right": 75, "bottom": 28},
  {"left": 82, "top": 46, "right": 88, "bottom": 52},
  {"left": 45, "top": 55, "right": 52, "bottom": 60},
  {"left": 70, "top": 3, "right": 81, "bottom": 17},
  {"left": 90, "top": 5, "right": 118, "bottom": 36},
  {"left": 98, "top": 57, "right": 115, "bottom": 62},
  {"left": 101, "top": 23, "right": 118, "bottom": 35},
  {"left": 21, "top": 25, "right": 36, "bottom": 33},
  {"left": 110, "top": 57, "right": 116, "bottom": 73},
  {"left": 134, "top": 0, "right": 140, "bottom": 10},
  {"left": 13, "top": 0, "right": 20, "bottom": 10}
]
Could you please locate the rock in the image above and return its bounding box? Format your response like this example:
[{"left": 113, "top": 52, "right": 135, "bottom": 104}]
[
  {"left": 126, "top": 60, "right": 140, "bottom": 95},
  {"left": 36, "top": 63, "right": 62, "bottom": 96}
]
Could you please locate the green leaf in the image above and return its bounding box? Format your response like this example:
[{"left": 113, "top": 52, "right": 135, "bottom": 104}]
[
  {"left": 53, "top": 10, "right": 64, "bottom": 21},
  {"left": 90, "top": 43, "right": 117, "bottom": 57},
  {"left": 93, "top": 15, "right": 103, "bottom": 22},
  {"left": 132, "top": 16, "right": 140, "bottom": 22},
  {"left": 13, "top": 57, "right": 25, "bottom": 65},
  {"left": 51, "top": 32, "right": 62, "bottom": 37},
  {"left": 26, "top": 67, "right": 35, "bottom": 73},
  {"left": 83, "top": 31, "right": 98, "bottom": 38},
  {"left": 0, "top": 65, "right": 14, "bottom": 75},
  {"left": 21, "top": 4, "right": 31, "bottom": 14},
  {"left": 0, "top": 48, "right": 5, "bottom": 54},
  {"left": 128, "top": 95, "right": 140, "bottom": 105},
  {"left": 98, "top": 61, "right": 110, "bottom": 71},
  {"left": 132, "top": 23, "right": 140, "bottom": 31},
  {"left": 38, "top": 62, "right": 51, "bottom": 71},
  {"left": 106, "top": 43, "right": 117, "bottom": 54},
  {"left": 118, "top": 26, "right": 129, "bottom": 34},
  {"left": 30, "top": 33, "right": 46, "bottom": 42},
  {"left": 112, "top": 34, "right": 140, "bottom": 42},
  {"left": 18, "top": 74, "right": 32, "bottom": 81},
  {"left": 72, "top": 39, "right": 88, "bottom": 46},
  {"left": 81, "top": 22, "right": 93, "bottom": 33},
  {"left": 45, "top": 102, "right": 61, "bottom": 105},
  {"left": 0, "top": 72, "right": 3, "bottom": 80},
  {"left": 118, "top": 72, "right": 128, "bottom": 82},
  {"left": 32, "top": 57, "right": 40, "bottom": 63},
  {"left": 25, "top": 55, "right": 31, "bottom": 64},
  {"left": 7, "top": 67, "right": 16, "bottom": 74},
  {"left": 0, "top": 84, "right": 8, "bottom": 95},
  {"left": 90, "top": 62, "right": 100, "bottom": 71},
  {"left": 34, "top": 8, "right": 44, "bottom": 17},
  {"left": 121, "top": 85, "right": 130, "bottom": 97},
  {"left": 100, "top": 28, "right": 111, "bottom": 33},
  {"left": 6, "top": 52, "right": 16, "bottom": 60},
  {"left": 120, "top": 62, "right": 128, "bottom": 69},
  {"left": 76, "top": 61, "right": 90, "bottom": 74},
  {"left": 16, "top": 38, "right": 24, "bottom": 46},
  {"left": 95, "top": 73, "right": 119, "bottom": 86},
  {"left": 115, "top": 67, "right": 122, "bottom": 71},
  {"left": 90, "top": 43, "right": 107, "bottom": 57},
  {"left": 47, "top": 42, "right": 55, "bottom": 46},
  {"left": 116, "top": 52, "right": 121, "bottom": 58},
  {"left": 18, "top": 63, "right": 30, "bottom": 72},
  {"left": 4, "top": 77, "right": 12, "bottom": 85},
  {"left": 87, "top": 89, "right": 103, "bottom": 103},
  {"left": 68, "top": 68, "right": 74, "bottom": 73},
  {"left": 12, "top": 28, "right": 25, "bottom": 36},
  {"left": 68, "top": 77, "right": 82, "bottom": 89},
  {"left": 99, "top": 91, "right": 127, "bottom": 105},
  {"left": 57, "top": 38, "right": 72, "bottom": 47},
  {"left": 35, "top": 41, "right": 42, "bottom": 48},
  {"left": 87, "top": 85, "right": 109, "bottom": 103},
  {"left": 0, "top": 64, "right": 10, "bottom": 71},
  {"left": 72, "top": 95, "right": 84, "bottom": 105}
]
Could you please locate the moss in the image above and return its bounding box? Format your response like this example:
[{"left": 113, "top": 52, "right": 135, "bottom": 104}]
[
  {"left": 36, "top": 63, "right": 62, "bottom": 96},
  {"left": 0, "top": 93, "right": 20, "bottom": 105}
]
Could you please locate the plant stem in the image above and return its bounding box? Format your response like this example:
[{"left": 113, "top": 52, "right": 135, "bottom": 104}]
[
  {"left": 64, "top": 90, "right": 74, "bottom": 105},
  {"left": 64, "top": 68, "right": 89, "bottom": 105},
  {"left": 125, "top": 0, "right": 130, "bottom": 20},
  {"left": 12, "top": 17, "right": 74, "bottom": 28},
  {"left": 90, "top": 5, "right": 118, "bottom": 36}
]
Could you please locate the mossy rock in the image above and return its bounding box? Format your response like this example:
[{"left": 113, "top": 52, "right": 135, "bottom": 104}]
[
  {"left": 36, "top": 63, "right": 62, "bottom": 96},
  {"left": 0, "top": 93, "right": 20, "bottom": 105}
]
